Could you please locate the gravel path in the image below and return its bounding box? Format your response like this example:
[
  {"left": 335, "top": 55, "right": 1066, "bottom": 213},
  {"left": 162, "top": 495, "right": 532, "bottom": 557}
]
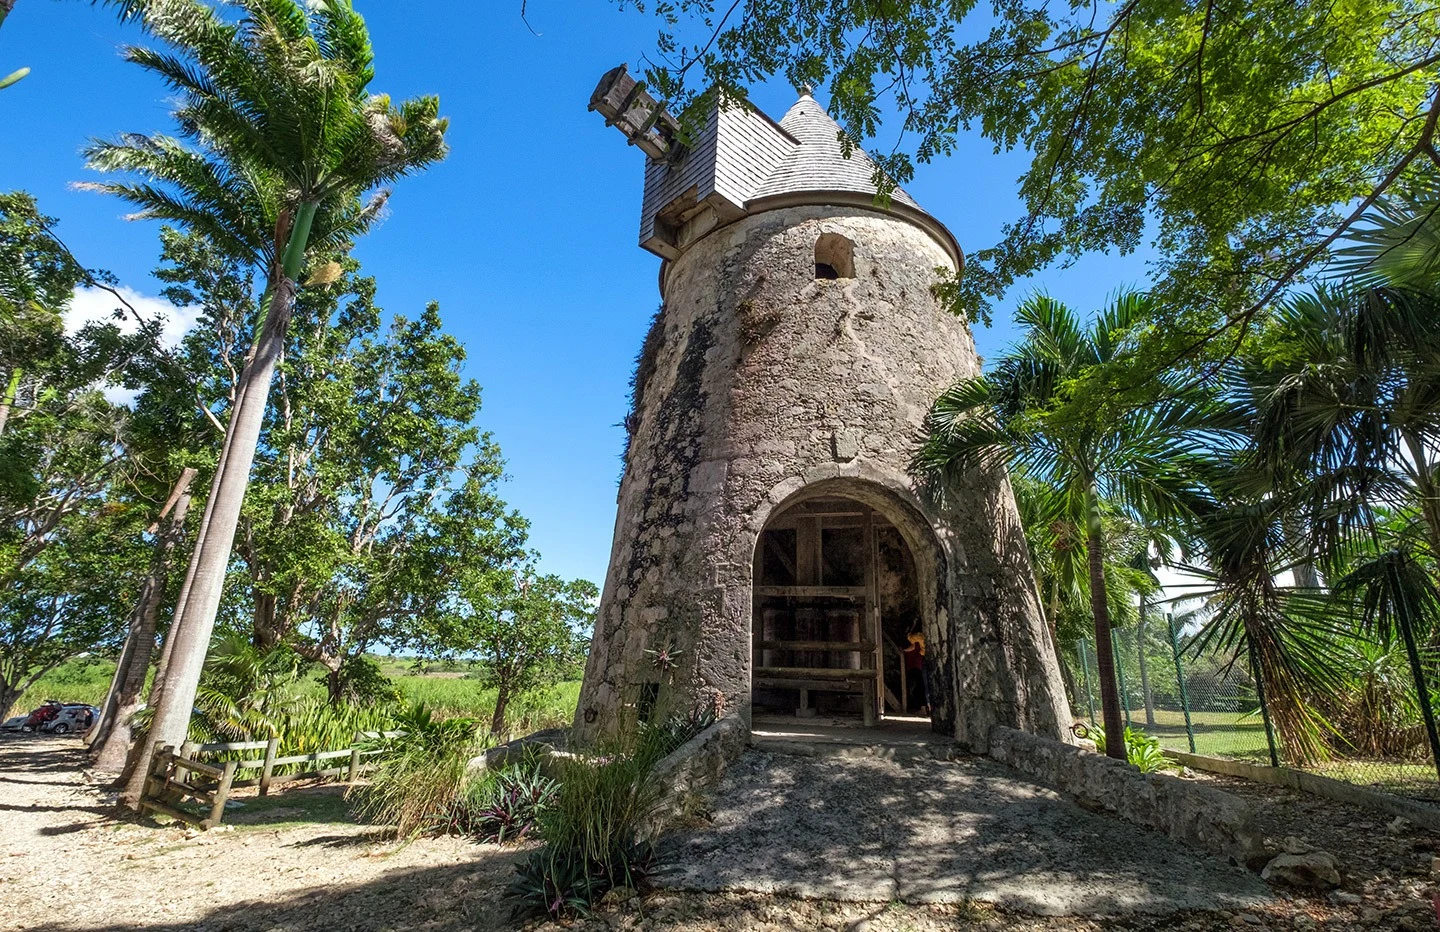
[
  {"left": 0, "top": 733, "right": 522, "bottom": 932},
  {"left": 6, "top": 732, "right": 1437, "bottom": 931},
  {"left": 661, "top": 750, "right": 1269, "bottom": 915}
]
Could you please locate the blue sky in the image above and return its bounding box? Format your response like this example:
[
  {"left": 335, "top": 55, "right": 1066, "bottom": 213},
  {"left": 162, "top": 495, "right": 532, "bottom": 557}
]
[{"left": 2, "top": 2, "right": 1153, "bottom": 589}]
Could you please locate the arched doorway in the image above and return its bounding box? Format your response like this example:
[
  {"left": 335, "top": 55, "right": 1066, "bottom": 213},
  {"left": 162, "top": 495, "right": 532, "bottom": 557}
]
[{"left": 750, "top": 491, "right": 931, "bottom": 726}]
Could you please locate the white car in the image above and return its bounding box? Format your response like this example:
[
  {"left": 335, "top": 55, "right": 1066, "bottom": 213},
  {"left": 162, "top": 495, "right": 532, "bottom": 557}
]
[
  {"left": 1, "top": 715, "right": 26, "bottom": 731},
  {"left": 41, "top": 704, "right": 99, "bottom": 735}
]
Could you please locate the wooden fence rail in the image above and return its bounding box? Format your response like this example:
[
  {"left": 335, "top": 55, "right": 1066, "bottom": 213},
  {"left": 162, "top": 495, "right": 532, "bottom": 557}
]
[{"left": 139, "top": 730, "right": 404, "bottom": 830}]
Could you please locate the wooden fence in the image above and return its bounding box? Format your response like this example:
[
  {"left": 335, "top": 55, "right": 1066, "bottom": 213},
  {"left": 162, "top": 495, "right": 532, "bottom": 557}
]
[{"left": 138, "top": 730, "right": 403, "bottom": 829}]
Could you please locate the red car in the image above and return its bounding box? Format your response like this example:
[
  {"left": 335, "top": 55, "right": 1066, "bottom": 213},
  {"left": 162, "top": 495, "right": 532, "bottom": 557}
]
[{"left": 21, "top": 700, "right": 64, "bottom": 732}]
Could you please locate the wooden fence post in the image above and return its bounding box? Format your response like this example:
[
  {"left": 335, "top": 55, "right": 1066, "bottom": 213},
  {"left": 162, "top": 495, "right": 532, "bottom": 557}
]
[
  {"left": 204, "top": 760, "right": 239, "bottom": 829},
  {"left": 347, "top": 746, "right": 362, "bottom": 782},
  {"left": 178, "top": 740, "right": 199, "bottom": 788},
  {"left": 143, "top": 742, "right": 173, "bottom": 807},
  {"left": 259, "top": 736, "right": 279, "bottom": 797}
]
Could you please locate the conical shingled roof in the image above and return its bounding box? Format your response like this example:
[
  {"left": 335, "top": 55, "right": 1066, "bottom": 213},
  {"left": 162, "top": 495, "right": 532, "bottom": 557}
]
[{"left": 749, "top": 91, "right": 922, "bottom": 211}]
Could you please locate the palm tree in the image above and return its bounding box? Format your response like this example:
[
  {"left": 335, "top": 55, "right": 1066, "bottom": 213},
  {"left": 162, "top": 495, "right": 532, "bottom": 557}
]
[
  {"left": 1242, "top": 284, "right": 1440, "bottom": 777},
  {"left": 1178, "top": 487, "right": 1346, "bottom": 765},
  {"left": 82, "top": 0, "right": 448, "bottom": 805},
  {"left": 913, "top": 293, "right": 1222, "bottom": 759}
]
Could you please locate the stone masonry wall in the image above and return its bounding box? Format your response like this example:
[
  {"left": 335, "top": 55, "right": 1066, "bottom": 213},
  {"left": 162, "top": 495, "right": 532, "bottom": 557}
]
[
  {"left": 988, "top": 725, "right": 1268, "bottom": 865},
  {"left": 576, "top": 204, "right": 1070, "bottom": 748}
]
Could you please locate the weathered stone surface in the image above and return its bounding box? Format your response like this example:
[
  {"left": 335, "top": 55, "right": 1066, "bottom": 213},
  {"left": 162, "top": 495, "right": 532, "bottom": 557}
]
[
  {"left": 575, "top": 202, "right": 1071, "bottom": 750},
  {"left": 660, "top": 750, "right": 1271, "bottom": 915},
  {"left": 639, "top": 713, "right": 748, "bottom": 839},
  {"left": 466, "top": 727, "right": 567, "bottom": 774},
  {"left": 1261, "top": 850, "right": 1341, "bottom": 889},
  {"left": 987, "top": 725, "right": 1268, "bottom": 866}
]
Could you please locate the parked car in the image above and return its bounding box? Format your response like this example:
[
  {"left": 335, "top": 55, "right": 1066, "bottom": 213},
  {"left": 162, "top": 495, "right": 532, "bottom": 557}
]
[
  {"left": 42, "top": 704, "right": 99, "bottom": 735},
  {"left": 1, "top": 714, "right": 28, "bottom": 731},
  {"left": 20, "top": 700, "right": 64, "bottom": 732}
]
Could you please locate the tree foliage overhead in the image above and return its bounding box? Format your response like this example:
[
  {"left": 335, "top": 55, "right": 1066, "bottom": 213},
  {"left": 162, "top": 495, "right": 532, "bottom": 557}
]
[
  {"left": 83, "top": 0, "right": 450, "bottom": 274},
  {"left": 625, "top": 0, "right": 1440, "bottom": 327},
  {"left": 0, "top": 193, "right": 158, "bottom": 720}
]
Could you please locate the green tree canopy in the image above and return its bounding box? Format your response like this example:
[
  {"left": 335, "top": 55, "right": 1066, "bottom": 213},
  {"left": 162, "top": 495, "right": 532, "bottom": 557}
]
[{"left": 628, "top": 1, "right": 1440, "bottom": 331}]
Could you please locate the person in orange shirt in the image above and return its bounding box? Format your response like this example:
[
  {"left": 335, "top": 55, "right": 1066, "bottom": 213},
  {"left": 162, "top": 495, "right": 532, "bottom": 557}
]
[{"left": 902, "top": 630, "right": 930, "bottom": 716}]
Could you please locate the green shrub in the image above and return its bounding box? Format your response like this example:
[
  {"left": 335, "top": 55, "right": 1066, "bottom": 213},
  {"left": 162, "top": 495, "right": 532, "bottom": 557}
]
[
  {"left": 323, "top": 656, "right": 400, "bottom": 707},
  {"left": 1086, "top": 724, "right": 1168, "bottom": 773},
  {"left": 510, "top": 840, "right": 656, "bottom": 921},
  {"left": 506, "top": 709, "right": 713, "bottom": 919},
  {"left": 347, "top": 703, "right": 491, "bottom": 837},
  {"left": 467, "top": 764, "right": 558, "bottom": 844}
]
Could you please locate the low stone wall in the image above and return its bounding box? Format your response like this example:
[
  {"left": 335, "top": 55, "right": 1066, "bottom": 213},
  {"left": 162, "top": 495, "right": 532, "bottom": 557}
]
[
  {"left": 987, "top": 726, "right": 1266, "bottom": 865},
  {"left": 1166, "top": 749, "right": 1440, "bottom": 831},
  {"left": 468, "top": 727, "right": 568, "bottom": 774},
  {"left": 639, "top": 713, "right": 748, "bottom": 840}
]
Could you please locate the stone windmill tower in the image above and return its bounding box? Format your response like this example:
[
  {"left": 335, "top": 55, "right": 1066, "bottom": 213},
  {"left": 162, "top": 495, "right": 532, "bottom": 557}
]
[{"left": 577, "top": 68, "right": 1070, "bottom": 750}]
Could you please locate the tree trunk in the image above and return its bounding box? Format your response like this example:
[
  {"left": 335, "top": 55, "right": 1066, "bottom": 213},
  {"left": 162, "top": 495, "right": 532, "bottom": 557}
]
[
  {"left": 0, "top": 367, "right": 21, "bottom": 438},
  {"left": 89, "top": 468, "right": 197, "bottom": 773},
  {"left": 0, "top": 684, "right": 22, "bottom": 722},
  {"left": 490, "top": 684, "right": 510, "bottom": 738},
  {"left": 119, "top": 203, "right": 316, "bottom": 810},
  {"left": 252, "top": 592, "right": 279, "bottom": 650},
  {"left": 1390, "top": 557, "right": 1440, "bottom": 782},
  {"left": 1136, "top": 600, "right": 1155, "bottom": 727},
  {"left": 1402, "top": 429, "right": 1440, "bottom": 565},
  {"left": 1084, "top": 486, "right": 1127, "bottom": 760}
]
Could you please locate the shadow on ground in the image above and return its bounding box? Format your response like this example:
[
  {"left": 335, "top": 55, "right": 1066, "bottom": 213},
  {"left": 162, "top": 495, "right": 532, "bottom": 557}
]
[
  {"left": 661, "top": 750, "right": 1271, "bottom": 916},
  {"left": 24, "top": 856, "right": 527, "bottom": 932}
]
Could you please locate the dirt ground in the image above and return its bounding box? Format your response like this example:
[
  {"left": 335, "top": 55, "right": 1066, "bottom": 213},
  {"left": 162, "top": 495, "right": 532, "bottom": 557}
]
[{"left": 2, "top": 733, "right": 1438, "bottom": 931}]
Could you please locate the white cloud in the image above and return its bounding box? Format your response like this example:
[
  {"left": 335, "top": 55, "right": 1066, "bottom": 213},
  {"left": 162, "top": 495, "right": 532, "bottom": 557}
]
[{"left": 64, "top": 286, "right": 204, "bottom": 406}]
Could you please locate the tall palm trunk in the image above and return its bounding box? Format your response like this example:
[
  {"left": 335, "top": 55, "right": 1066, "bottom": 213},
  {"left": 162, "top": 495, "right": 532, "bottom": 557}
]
[
  {"left": 1085, "top": 484, "right": 1126, "bottom": 760},
  {"left": 1136, "top": 601, "right": 1155, "bottom": 727},
  {"left": 119, "top": 204, "right": 316, "bottom": 809},
  {"left": 89, "top": 467, "right": 197, "bottom": 772},
  {"left": 0, "top": 367, "right": 20, "bottom": 437}
]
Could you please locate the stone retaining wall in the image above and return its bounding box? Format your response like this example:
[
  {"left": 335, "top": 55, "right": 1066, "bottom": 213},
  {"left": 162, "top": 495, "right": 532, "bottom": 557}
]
[
  {"left": 1166, "top": 749, "right": 1440, "bottom": 831},
  {"left": 988, "top": 725, "right": 1266, "bottom": 865},
  {"left": 639, "top": 713, "right": 749, "bottom": 840}
]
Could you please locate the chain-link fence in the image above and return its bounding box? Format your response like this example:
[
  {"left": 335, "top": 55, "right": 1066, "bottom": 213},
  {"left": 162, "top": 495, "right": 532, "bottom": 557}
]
[{"left": 1059, "top": 617, "right": 1440, "bottom": 807}]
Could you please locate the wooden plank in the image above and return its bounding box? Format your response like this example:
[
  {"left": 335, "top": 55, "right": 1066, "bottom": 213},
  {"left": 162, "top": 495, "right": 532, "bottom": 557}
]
[
  {"left": 864, "top": 508, "right": 882, "bottom": 721},
  {"left": 755, "top": 665, "right": 879, "bottom": 679},
  {"left": 157, "top": 778, "right": 217, "bottom": 804},
  {"left": 270, "top": 748, "right": 355, "bottom": 767},
  {"left": 798, "top": 517, "right": 822, "bottom": 586},
  {"left": 753, "top": 677, "right": 870, "bottom": 692},
  {"left": 196, "top": 740, "right": 270, "bottom": 752},
  {"left": 172, "top": 756, "right": 225, "bottom": 779},
  {"left": 141, "top": 798, "right": 204, "bottom": 827},
  {"left": 259, "top": 736, "right": 279, "bottom": 797},
  {"left": 755, "top": 585, "right": 866, "bottom": 599},
  {"left": 764, "top": 532, "right": 797, "bottom": 579},
  {"left": 205, "top": 760, "right": 238, "bottom": 828},
  {"left": 754, "top": 640, "right": 874, "bottom": 651}
]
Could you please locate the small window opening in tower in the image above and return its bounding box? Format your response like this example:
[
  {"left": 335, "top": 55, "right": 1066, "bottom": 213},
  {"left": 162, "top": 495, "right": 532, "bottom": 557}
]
[
  {"left": 637, "top": 681, "right": 660, "bottom": 723},
  {"left": 815, "top": 233, "right": 855, "bottom": 280}
]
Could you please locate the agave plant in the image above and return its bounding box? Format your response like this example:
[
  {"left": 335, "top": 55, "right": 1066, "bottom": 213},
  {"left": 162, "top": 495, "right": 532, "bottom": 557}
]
[{"left": 471, "top": 766, "right": 558, "bottom": 844}]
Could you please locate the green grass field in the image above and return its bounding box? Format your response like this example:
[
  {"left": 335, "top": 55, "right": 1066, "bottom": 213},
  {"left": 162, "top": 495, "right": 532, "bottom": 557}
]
[
  {"left": 14, "top": 655, "right": 579, "bottom": 739},
  {"left": 1092, "top": 706, "right": 1440, "bottom": 801},
  {"left": 20, "top": 657, "right": 117, "bottom": 708}
]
